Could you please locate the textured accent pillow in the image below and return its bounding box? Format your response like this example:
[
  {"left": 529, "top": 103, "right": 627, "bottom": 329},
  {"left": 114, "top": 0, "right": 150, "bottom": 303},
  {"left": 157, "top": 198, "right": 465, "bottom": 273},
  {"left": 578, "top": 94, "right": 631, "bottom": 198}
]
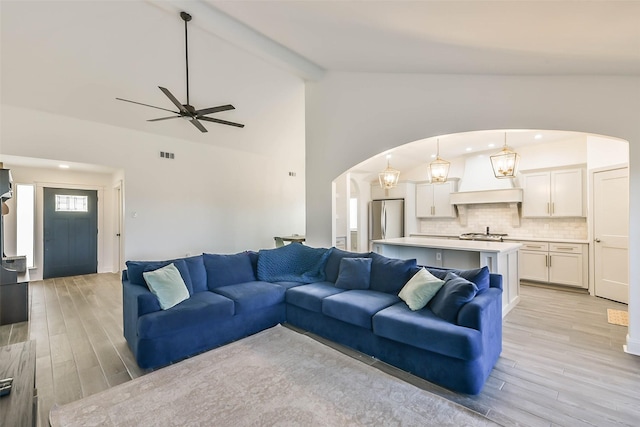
[
  {"left": 257, "top": 243, "right": 332, "bottom": 283},
  {"left": 369, "top": 252, "right": 418, "bottom": 294},
  {"left": 426, "top": 266, "right": 490, "bottom": 293},
  {"left": 203, "top": 252, "right": 256, "bottom": 290},
  {"left": 335, "top": 257, "right": 372, "bottom": 290},
  {"left": 398, "top": 268, "right": 445, "bottom": 311},
  {"left": 143, "top": 263, "right": 190, "bottom": 310},
  {"left": 428, "top": 272, "right": 479, "bottom": 323}
]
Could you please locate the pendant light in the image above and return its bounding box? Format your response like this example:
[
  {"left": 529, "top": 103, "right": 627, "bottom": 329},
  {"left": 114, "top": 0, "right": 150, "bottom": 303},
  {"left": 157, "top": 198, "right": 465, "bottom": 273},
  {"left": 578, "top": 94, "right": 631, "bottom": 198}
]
[
  {"left": 429, "top": 139, "right": 450, "bottom": 183},
  {"left": 490, "top": 133, "right": 520, "bottom": 178},
  {"left": 378, "top": 155, "right": 400, "bottom": 189}
]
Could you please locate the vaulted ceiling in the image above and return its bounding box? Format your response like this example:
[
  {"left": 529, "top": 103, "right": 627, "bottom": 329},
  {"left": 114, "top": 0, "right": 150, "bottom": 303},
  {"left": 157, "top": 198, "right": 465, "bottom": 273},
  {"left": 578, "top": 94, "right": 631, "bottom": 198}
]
[
  {"left": 1, "top": 1, "right": 638, "bottom": 170},
  {"left": 211, "top": 0, "right": 640, "bottom": 75}
]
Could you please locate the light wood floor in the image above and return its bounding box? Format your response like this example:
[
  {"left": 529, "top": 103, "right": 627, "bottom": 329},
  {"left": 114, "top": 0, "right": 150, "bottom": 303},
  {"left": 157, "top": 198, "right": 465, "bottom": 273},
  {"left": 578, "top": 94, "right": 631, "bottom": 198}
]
[{"left": 1, "top": 274, "right": 638, "bottom": 427}]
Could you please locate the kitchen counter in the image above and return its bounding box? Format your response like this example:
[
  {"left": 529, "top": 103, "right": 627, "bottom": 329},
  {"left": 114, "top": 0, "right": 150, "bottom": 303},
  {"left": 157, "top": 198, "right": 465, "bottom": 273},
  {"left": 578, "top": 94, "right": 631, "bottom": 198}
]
[
  {"left": 375, "top": 237, "right": 522, "bottom": 253},
  {"left": 504, "top": 237, "right": 589, "bottom": 244},
  {"left": 410, "top": 233, "right": 589, "bottom": 245},
  {"left": 372, "top": 237, "right": 521, "bottom": 317}
]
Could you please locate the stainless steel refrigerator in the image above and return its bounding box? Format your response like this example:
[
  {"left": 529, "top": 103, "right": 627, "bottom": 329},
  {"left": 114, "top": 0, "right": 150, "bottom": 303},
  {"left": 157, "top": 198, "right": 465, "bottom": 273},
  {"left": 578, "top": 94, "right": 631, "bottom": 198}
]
[{"left": 369, "top": 199, "right": 404, "bottom": 241}]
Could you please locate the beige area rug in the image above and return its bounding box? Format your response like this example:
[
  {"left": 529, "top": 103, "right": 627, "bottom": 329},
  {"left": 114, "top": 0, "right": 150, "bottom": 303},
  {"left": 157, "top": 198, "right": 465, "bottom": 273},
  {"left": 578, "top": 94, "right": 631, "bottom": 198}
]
[
  {"left": 49, "top": 325, "right": 498, "bottom": 426},
  {"left": 607, "top": 309, "right": 629, "bottom": 326}
]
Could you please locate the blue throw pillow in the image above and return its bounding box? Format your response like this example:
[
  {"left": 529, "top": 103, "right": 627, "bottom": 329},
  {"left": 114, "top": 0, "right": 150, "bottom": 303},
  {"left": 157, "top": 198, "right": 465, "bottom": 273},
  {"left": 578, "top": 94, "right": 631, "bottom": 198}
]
[
  {"left": 369, "top": 252, "right": 418, "bottom": 294},
  {"left": 257, "top": 243, "right": 332, "bottom": 283},
  {"left": 127, "top": 258, "right": 194, "bottom": 295},
  {"left": 324, "top": 248, "right": 371, "bottom": 283},
  {"left": 142, "top": 263, "right": 190, "bottom": 310},
  {"left": 426, "top": 266, "right": 490, "bottom": 294},
  {"left": 182, "top": 255, "right": 207, "bottom": 293},
  {"left": 203, "top": 252, "right": 256, "bottom": 290},
  {"left": 428, "top": 272, "right": 479, "bottom": 323},
  {"left": 335, "top": 257, "right": 372, "bottom": 290}
]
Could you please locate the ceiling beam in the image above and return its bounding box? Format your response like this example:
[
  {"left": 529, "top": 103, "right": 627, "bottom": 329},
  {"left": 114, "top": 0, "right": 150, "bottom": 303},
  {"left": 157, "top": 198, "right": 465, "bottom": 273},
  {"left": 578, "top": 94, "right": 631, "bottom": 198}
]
[{"left": 147, "top": 0, "right": 325, "bottom": 81}]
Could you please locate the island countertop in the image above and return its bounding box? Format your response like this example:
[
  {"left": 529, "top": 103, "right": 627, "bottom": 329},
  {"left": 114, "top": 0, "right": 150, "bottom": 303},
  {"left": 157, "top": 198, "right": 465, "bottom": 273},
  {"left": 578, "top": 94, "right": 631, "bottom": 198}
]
[
  {"left": 372, "top": 237, "right": 522, "bottom": 253},
  {"left": 372, "top": 237, "right": 522, "bottom": 317}
]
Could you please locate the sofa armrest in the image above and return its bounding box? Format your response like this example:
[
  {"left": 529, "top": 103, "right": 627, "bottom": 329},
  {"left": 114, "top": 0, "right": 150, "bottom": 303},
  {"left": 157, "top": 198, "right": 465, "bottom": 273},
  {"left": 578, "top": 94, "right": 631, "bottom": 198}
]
[
  {"left": 122, "top": 279, "right": 161, "bottom": 346},
  {"left": 456, "top": 287, "right": 502, "bottom": 331}
]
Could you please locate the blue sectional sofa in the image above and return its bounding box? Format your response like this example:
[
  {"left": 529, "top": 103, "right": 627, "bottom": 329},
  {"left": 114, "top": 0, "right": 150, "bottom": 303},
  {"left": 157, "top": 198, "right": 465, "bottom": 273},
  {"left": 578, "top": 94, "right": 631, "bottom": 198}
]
[{"left": 122, "top": 244, "right": 503, "bottom": 394}]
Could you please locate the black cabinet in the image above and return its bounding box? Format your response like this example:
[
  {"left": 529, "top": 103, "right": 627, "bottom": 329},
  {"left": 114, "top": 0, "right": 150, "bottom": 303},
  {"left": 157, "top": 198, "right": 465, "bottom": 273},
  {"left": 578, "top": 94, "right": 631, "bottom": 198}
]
[{"left": 0, "top": 272, "right": 29, "bottom": 325}]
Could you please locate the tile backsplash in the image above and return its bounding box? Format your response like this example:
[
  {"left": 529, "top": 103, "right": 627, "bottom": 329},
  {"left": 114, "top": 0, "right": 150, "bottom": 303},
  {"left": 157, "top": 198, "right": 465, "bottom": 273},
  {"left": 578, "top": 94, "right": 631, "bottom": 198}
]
[{"left": 418, "top": 203, "right": 588, "bottom": 240}]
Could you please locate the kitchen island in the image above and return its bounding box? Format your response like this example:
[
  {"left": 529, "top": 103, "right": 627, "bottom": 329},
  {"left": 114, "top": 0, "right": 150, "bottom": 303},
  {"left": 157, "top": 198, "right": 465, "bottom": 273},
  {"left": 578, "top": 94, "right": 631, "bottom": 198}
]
[{"left": 372, "top": 237, "right": 521, "bottom": 316}]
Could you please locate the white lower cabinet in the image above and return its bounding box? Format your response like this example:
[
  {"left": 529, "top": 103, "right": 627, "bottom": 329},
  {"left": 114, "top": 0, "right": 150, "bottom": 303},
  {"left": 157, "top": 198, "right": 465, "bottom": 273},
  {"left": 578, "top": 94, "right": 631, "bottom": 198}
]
[{"left": 519, "top": 241, "right": 587, "bottom": 289}]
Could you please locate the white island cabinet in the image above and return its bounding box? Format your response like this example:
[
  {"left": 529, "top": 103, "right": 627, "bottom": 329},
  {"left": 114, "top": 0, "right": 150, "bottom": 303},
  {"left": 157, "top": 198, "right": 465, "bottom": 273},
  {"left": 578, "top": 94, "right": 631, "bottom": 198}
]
[{"left": 372, "top": 237, "right": 522, "bottom": 317}]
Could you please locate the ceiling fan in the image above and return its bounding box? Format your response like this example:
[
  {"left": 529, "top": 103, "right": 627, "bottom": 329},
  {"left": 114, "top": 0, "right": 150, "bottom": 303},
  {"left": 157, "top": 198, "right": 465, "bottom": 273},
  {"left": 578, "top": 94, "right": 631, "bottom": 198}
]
[{"left": 116, "top": 11, "right": 244, "bottom": 132}]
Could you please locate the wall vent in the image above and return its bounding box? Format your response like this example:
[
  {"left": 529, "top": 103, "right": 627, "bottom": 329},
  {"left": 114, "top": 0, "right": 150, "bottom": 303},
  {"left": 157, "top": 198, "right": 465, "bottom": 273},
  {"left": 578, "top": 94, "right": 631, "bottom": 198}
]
[{"left": 160, "top": 152, "right": 175, "bottom": 159}]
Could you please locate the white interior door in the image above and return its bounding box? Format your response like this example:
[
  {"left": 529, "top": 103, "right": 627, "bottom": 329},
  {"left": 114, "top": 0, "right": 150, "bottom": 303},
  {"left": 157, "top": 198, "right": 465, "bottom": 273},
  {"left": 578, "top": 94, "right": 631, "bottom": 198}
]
[{"left": 593, "top": 167, "right": 629, "bottom": 303}]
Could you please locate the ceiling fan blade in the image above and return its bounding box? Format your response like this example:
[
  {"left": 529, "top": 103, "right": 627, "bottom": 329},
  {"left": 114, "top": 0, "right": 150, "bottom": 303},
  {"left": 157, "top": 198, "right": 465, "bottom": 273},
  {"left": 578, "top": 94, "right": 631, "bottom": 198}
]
[
  {"left": 158, "top": 87, "right": 189, "bottom": 114},
  {"left": 199, "top": 116, "right": 245, "bottom": 128},
  {"left": 195, "top": 105, "right": 235, "bottom": 116},
  {"left": 116, "top": 97, "right": 179, "bottom": 114},
  {"left": 189, "top": 118, "right": 208, "bottom": 133},
  {"left": 147, "top": 116, "right": 181, "bottom": 122}
]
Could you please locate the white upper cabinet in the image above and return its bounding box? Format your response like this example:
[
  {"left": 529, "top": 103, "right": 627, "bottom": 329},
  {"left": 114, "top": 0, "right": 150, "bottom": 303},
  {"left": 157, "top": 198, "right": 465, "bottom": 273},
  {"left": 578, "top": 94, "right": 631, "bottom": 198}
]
[
  {"left": 416, "top": 180, "right": 457, "bottom": 218},
  {"left": 521, "top": 168, "right": 585, "bottom": 217}
]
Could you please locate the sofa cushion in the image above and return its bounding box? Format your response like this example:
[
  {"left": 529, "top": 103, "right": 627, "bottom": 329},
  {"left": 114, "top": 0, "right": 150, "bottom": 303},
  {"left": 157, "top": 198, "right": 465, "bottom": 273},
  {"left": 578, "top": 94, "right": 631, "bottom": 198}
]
[
  {"left": 285, "top": 282, "right": 346, "bottom": 313},
  {"left": 257, "top": 243, "right": 332, "bottom": 283},
  {"left": 324, "top": 248, "right": 370, "bottom": 283},
  {"left": 369, "top": 252, "right": 418, "bottom": 294},
  {"left": 126, "top": 259, "right": 194, "bottom": 295},
  {"left": 428, "top": 272, "right": 479, "bottom": 323},
  {"left": 203, "top": 252, "right": 256, "bottom": 290},
  {"left": 212, "top": 281, "right": 286, "bottom": 314},
  {"left": 335, "top": 257, "right": 372, "bottom": 290},
  {"left": 137, "top": 292, "right": 235, "bottom": 339},
  {"left": 322, "top": 290, "right": 400, "bottom": 330},
  {"left": 372, "top": 302, "right": 482, "bottom": 361},
  {"left": 426, "top": 266, "right": 490, "bottom": 294},
  {"left": 142, "top": 263, "right": 191, "bottom": 310},
  {"left": 398, "top": 267, "right": 445, "bottom": 311}
]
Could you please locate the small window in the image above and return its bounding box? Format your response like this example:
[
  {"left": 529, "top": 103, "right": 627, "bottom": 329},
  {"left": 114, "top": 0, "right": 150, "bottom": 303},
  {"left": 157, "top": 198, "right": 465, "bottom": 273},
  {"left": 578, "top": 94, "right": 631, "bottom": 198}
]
[{"left": 55, "top": 194, "right": 88, "bottom": 212}]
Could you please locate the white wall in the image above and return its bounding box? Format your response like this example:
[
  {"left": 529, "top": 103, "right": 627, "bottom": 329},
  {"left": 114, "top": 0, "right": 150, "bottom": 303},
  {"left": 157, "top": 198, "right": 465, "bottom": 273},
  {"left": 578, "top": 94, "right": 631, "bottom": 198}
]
[
  {"left": 305, "top": 72, "right": 640, "bottom": 355},
  {"left": 1, "top": 166, "right": 118, "bottom": 280},
  {"left": 587, "top": 135, "right": 629, "bottom": 170}
]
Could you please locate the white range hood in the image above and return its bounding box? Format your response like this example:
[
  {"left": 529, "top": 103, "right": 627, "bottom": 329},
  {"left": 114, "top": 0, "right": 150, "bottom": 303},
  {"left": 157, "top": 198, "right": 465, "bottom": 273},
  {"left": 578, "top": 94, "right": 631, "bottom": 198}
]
[{"left": 450, "top": 156, "right": 523, "bottom": 226}]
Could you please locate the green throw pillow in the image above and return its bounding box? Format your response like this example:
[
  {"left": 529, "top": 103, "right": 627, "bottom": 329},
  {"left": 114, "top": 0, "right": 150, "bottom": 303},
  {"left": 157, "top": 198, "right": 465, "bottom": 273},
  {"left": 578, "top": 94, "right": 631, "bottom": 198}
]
[
  {"left": 398, "top": 267, "right": 445, "bottom": 311},
  {"left": 143, "top": 263, "right": 190, "bottom": 310}
]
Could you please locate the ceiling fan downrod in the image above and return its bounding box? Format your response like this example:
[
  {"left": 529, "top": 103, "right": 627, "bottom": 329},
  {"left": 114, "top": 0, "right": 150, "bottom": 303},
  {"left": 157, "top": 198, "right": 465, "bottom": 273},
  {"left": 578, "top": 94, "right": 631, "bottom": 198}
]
[{"left": 181, "top": 11, "right": 192, "bottom": 108}]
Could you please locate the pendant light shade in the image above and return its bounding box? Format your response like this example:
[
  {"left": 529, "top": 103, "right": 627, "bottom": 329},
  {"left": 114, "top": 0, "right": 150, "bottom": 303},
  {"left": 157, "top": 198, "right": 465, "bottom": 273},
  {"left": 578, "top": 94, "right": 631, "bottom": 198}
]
[
  {"left": 429, "top": 139, "right": 450, "bottom": 183},
  {"left": 490, "top": 133, "right": 520, "bottom": 179},
  {"left": 379, "top": 156, "right": 400, "bottom": 189}
]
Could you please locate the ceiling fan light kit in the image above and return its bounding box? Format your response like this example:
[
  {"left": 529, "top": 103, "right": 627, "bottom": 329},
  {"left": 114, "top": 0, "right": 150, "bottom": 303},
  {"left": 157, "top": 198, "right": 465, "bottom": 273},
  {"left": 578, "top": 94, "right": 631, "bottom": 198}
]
[{"left": 116, "top": 11, "right": 244, "bottom": 132}]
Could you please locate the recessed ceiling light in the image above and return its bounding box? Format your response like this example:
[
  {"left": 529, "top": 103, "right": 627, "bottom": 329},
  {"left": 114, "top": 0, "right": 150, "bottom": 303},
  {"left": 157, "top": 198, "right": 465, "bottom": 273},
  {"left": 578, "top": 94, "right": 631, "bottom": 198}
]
[
  {"left": 534, "top": 134, "right": 543, "bottom": 140},
  {"left": 488, "top": 143, "right": 495, "bottom": 148},
  {"left": 466, "top": 147, "right": 472, "bottom": 152},
  {"left": 59, "top": 164, "right": 70, "bottom": 169},
  {"left": 430, "top": 154, "right": 436, "bottom": 158}
]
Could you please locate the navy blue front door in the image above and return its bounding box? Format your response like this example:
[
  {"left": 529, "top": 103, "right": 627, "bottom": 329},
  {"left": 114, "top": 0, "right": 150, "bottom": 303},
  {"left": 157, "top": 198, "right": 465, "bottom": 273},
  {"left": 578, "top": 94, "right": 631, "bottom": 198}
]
[{"left": 43, "top": 188, "right": 98, "bottom": 279}]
